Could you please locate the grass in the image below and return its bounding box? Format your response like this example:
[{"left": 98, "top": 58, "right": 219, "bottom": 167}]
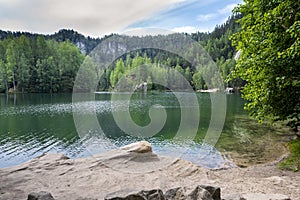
[{"left": 278, "top": 138, "right": 300, "bottom": 172}]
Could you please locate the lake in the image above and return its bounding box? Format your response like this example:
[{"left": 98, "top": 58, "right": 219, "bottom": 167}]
[{"left": 0, "top": 92, "right": 287, "bottom": 169}]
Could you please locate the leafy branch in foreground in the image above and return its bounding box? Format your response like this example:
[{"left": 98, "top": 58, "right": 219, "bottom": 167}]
[{"left": 231, "top": 0, "right": 300, "bottom": 129}]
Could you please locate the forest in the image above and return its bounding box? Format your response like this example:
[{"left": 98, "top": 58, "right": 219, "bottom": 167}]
[
  {"left": 0, "top": 35, "right": 84, "bottom": 93},
  {"left": 0, "top": 15, "right": 242, "bottom": 93}
]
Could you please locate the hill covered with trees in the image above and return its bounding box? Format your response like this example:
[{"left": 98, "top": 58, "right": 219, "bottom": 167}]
[
  {"left": 0, "top": 15, "right": 241, "bottom": 93},
  {"left": 102, "top": 14, "right": 242, "bottom": 91},
  {"left": 0, "top": 29, "right": 102, "bottom": 54}
]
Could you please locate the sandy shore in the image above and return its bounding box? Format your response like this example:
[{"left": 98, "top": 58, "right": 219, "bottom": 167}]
[{"left": 0, "top": 144, "right": 299, "bottom": 200}]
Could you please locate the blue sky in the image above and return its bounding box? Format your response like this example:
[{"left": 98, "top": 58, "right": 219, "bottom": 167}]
[
  {"left": 0, "top": 0, "right": 243, "bottom": 37},
  {"left": 126, "top": 0, "right": 243, "bottom": 33}
]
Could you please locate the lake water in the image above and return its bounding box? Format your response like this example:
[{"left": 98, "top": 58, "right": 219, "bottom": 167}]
[{"left": 0, "top": 92, "right": 287, "bottom": 169}]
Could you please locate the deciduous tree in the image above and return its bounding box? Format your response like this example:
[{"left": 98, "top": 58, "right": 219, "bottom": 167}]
[{"left": 231, "top": 0, "right": 300, "bottom": 129}]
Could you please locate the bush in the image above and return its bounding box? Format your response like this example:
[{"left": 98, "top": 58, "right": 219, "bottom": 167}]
[{"left": 279, "top": 139, "right": 300, "bottom": 172}]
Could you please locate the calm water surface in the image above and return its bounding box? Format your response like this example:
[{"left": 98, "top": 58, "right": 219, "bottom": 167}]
[{"left": 0, "top": 92, "right": 285, "bottom": 168}]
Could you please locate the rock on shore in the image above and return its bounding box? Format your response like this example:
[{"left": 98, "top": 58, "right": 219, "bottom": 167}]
[{"left": 0, "top": 141, "right": 298, "bottom": 200}]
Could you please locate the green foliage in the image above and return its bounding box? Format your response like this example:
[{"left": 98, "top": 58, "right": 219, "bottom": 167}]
[
  {"left": 184, "top": 67, "right": 192, "bottom": 83},
  {"left": 105, "top": 52, "right": 194, "bottom": 91},
  {"left": 0, "top": 15, "right": 242, "bottom": 93},
  {"left": 192, "top": 71, "right": 205, "bottom": 90},
  {"left": 279, "top": 139, "right": 300, "bottom": 172},
  {"left": 0, "top": 59, "right": 7, "bottom": 92},
  {"left": 192, "top": 14, "right": 242, "bottom": 88},
  {"left": 231, "top": 0, "right": 300, "bottom": 128},
  {"left": 0, "top": 35, "right": 84, "bottom": 93},
  {"left": 0, "top": 29, "right": 101, "bottom": 55},
  {"left": 74, "top": 56, "right": 98, "bottom": 92},
  {"left": 110, "top": 59, "right": 125, "bottom": 88}
]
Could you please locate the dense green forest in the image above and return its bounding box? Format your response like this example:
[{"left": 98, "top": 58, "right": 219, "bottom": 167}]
[
  {"left": 98, "top": 14, "right": 243, "bottom": 91},
  {"left": 0, "top": 15, "right": 241, "bottom": 93},
  {"left": 231, "top": 0, "right": 299, "bottom": 129},
  {"left": 0, "top": 35, "right": 84, "bottom": 93}
]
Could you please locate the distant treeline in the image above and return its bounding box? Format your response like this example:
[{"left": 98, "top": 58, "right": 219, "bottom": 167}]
[
  {"left": 0, "top": 35, "right": 84, "bottom": 93},
  {"left": 0, "top": 29, "right": 102, "bottom": 54},
  {"left": 0, "top": 14, "right": 243, "bottom": 93}
]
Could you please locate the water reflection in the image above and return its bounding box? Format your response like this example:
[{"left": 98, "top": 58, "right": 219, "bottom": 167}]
[{"left": 0, "top": 93, "right": 286, "bottom": 169}]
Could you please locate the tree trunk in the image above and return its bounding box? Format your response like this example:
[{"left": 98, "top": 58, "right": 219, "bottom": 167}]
[
  {"left": 50, "top": 78, "right": 53, "bottom": 94},
  {"left": 12, "top": 72, "right": 16, "bottom": 91},
  {"left": 5, "top": 81, "right": 8, "bottom": 94}
]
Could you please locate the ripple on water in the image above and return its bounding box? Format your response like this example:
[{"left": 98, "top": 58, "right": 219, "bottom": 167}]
[
  {"left": 0, "top": 100, "right": 152, "bottom": 117},
  {"left": 79, "top": 134, "right": 229, "bottom": 169},
  {"left": 0, "top": 95, "right": 230, "bottom": 169}
]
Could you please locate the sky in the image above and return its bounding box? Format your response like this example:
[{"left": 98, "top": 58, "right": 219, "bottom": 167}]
[{"left": 0, "top": 0, "right": 243, "bottom": 38}]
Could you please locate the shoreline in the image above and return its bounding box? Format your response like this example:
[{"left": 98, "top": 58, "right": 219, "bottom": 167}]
[
  {"left": 0, "top": 142, "right": 299, "bottom": 200},
  {"left": 221, "top": 140, "right": 290, "bottom": 168}
]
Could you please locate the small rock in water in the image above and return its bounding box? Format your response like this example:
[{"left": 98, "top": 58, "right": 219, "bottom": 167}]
[
  {"left": 27, "top": 191, "right": 55, "bottom": 200},
  {"left": 120, "top": 141, "right": 152, "bottom": 153}
]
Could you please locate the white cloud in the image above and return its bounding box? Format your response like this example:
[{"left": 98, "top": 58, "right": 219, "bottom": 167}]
[
  {"left": 172, "top": 26, "right": 198, "bottom": 33},
  {"left": 0, "top": 0, "right": 183, "bottom": 37},
  {"left": 197, "top": 14, "right": 217, "bottom": 22},
  {"left": 171, "top": 25, "right": 213, "bottom": 33},
  {"left": 218, "top": 3, "right": 236, "bottom": 14},
  {"left": 197, "top": 3, "right": 237, "bottom": 23},
  {"left": 122, "top": 27, "right": 173, "bottom": 36}
]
